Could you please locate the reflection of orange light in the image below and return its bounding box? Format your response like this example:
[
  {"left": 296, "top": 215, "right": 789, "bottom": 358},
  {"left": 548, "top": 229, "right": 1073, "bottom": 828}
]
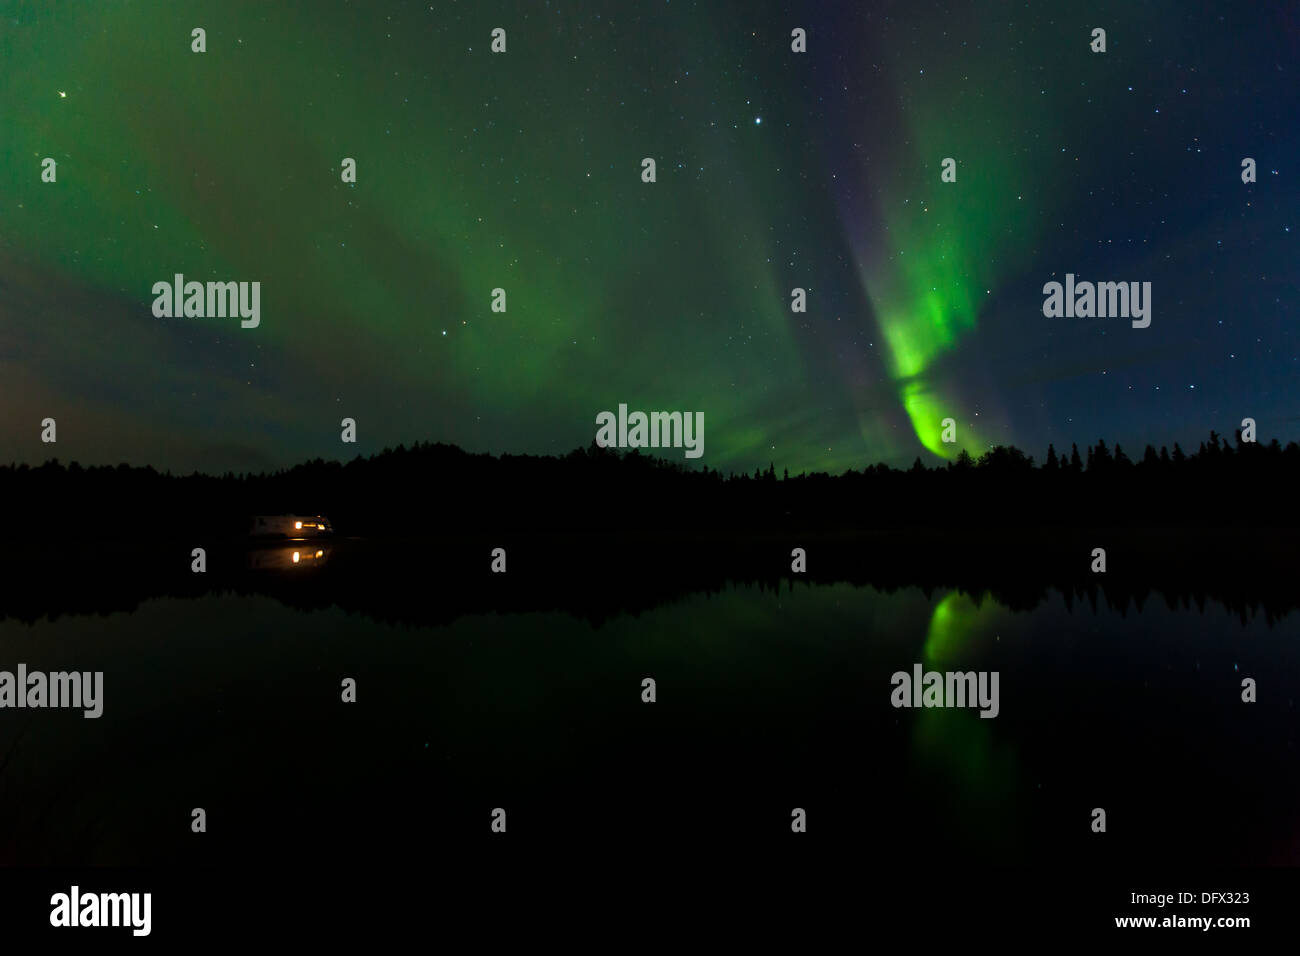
[
  {"left": 294, "top": 521, "right": 303, "bottom": 530},
  {"left": 315, "top": 550, "right": 323, "bottom": 558},
  {"left": 292, "top": 551, "right": 300, "bottom": 563}
]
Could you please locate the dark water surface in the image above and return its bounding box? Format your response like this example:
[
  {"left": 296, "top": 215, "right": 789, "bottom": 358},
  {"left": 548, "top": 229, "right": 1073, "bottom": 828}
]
[{"left": 2, "top": 538, "right": 1296, "bottom": 868}]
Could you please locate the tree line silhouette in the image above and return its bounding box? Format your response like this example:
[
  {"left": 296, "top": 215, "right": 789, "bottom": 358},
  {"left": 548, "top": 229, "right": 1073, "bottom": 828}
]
[{"left": 2, "top": 428, "right": 1295, "bottom": 537}]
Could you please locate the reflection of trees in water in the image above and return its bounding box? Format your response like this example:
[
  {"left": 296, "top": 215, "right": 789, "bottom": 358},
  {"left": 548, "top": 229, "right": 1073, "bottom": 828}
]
[{"left": 0, "top": 532, "right": 1295, "bottom": 628}]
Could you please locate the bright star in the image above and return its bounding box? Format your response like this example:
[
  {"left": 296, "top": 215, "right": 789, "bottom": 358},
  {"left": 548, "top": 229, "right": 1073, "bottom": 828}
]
[{"left": 754, "top": 116, "right": 761, "bottom": 125}]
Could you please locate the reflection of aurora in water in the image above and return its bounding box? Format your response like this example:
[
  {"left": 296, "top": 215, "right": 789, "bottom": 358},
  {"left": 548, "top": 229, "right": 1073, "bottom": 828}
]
[
  {"left": 911, "top": 591, "right": 1023, "bottom": 841},
  {"left": 0, "top": 574, "right": 1295, "bottom": 865},
  {"left": 924, "top": 590, "right": 1007, "bottom": 663}
]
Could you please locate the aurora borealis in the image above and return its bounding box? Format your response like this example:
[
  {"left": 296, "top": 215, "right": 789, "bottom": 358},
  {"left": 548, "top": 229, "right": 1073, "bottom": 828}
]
[{"left": 2, "top": 0, "right": 1296, "bottom": 475}]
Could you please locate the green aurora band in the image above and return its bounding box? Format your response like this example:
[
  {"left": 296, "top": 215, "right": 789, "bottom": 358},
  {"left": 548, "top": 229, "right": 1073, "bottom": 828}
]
[
  {"left": 1, "top": 3, "right": 1145, "bottom": 474},
  {"left": 854, "top": 50, "right": 1050, "bottom": 461}
]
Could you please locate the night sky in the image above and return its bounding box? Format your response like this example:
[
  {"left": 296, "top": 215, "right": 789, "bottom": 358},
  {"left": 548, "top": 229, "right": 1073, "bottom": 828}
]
[{"left": 2, "top": 0, "right": 1296, "bottom": 475}]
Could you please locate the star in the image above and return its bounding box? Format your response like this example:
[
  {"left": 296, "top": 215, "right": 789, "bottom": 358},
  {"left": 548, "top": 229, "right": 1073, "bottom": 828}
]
[{"left": 754, "top": 116, "right": 762, "bottom": 125}]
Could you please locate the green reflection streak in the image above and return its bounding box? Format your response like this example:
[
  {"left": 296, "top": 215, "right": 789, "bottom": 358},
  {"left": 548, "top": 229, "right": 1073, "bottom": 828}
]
[{"left": 912, "top": 590, "right": 1021, "bottom": 846}]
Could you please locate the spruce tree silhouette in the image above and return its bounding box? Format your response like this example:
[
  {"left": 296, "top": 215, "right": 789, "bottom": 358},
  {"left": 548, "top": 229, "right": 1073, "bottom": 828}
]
[{"left": 3, "top": 430, "right": 1298, "bottom": 540}]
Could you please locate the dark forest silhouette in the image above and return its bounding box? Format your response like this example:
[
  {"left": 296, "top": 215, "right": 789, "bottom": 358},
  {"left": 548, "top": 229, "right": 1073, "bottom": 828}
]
[{"left": 3, "top": 428, "right": 1296, "bottom": 537}]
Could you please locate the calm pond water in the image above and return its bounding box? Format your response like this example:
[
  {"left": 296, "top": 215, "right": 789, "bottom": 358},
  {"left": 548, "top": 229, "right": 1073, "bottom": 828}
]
[{"left": 1, "top": 579, "right": 1296, "bottom": 866}]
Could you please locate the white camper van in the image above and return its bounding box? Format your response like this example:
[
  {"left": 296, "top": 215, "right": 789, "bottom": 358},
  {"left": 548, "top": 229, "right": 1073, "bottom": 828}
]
[{"left": 250, "top": 515, "right": 334, "bottom": 538}]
